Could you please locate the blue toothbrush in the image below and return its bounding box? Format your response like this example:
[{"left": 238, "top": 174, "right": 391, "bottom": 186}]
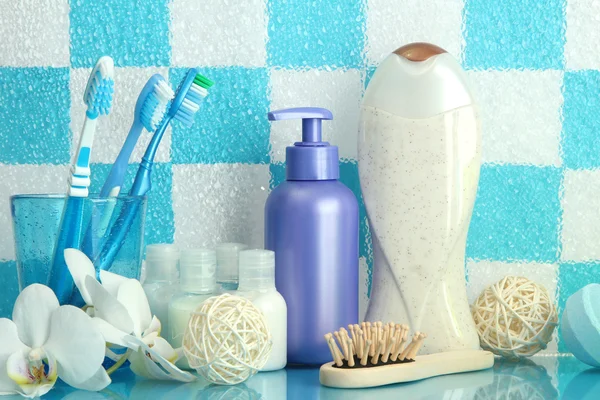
[
  {"left": 48, "top": 56, "right": 114, "bottom": 303},
  {"left": 94, "top": 68, "right": 214, "bottom": 272},
  {"left": 80, "top": 74, "right": 174, "bottom": 260}
]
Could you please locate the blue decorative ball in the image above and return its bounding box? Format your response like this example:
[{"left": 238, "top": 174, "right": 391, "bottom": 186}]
[{"left": 561, "top": 283, "right": 600, "bottom": 367}]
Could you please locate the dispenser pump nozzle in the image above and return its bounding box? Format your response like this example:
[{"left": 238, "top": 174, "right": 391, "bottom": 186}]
[
  {"left": 268, "top": 107, "right": 338, "bottom": 181},
  {"left": 268, "top": 107, "right": 333, "bottom": 144}
]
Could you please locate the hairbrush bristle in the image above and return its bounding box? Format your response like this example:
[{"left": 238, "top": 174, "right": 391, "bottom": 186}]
[{"left": 324, "top": 322, "right": 426, "bottom": 369}]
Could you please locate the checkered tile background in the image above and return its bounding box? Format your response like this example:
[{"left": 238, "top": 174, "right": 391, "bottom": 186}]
[{"left": 0, "top": 0, "right": 598, "bottom": 357}]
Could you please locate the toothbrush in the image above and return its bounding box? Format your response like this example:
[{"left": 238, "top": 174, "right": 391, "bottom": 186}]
[
  {"left": 80, "top": 74, "right": 174, "bottom": 259},
  {"left": 94, "top": 68, "right": 214, "bottom": 272},
  {"left": 48, "top": 56, "right": 114, "bottom": 304}
]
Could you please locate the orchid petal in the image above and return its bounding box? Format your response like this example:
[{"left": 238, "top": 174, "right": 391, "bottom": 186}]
[
  {"left": 125, "top": 336, "right": 195, "bottom": 383},
  {"left": 98, "top": 270, "right": 129, "bottom": 298},
  {"left": 116, "top": 279, "right": 151, "bottom": 337},
  {"left": 128, "top": 348, "right": 172, "bottom": 381},
  {"left": 64, "top": 248, "right": 95, "bottom": 305},
  {"left": 0, "top": 319, "right": 27, "bottom": 359},
  {"left": 150, "top": 337, "right": 179, "bottom": 364},
  {"left": 59, "top": 366, "right": 111, "bottom": 392},
  {"left": 143, "top": 315, "right": 162, "bottom": 337},
  {"left": 85, "top": 275, "right": 134, "bottom": 334},
  {"left": 91, "top": 318, "right": 136, "bottom": 348},
  {"left": 6, "top": 349, "right": 57, "bottom": 398},
  {"left": 12, "top": 284, "right": 59, "bottom": 348},
  {"left": 142, "top": 331, "right": 158, "bottom": 346},
  {"left": 44, "top": 306, "right": 105, "bottom": 386},
  {"left": 0, "top": 319, "right": 28, "bottom": 395}
]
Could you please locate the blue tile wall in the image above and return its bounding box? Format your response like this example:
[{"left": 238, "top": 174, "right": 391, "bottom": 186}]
[
  {"left": 170, "top": 67, "right": 270, "bottom": 164},
  {"left": 267, "top": 0, "right": 365, "bottom": 69},
  {"left": 70, "top": 0, "right": 171, "bottom": 67},
  {"left": 0, "top": 68, "right": 70, "bottom": 164},
  {"left": 562, "top": 71, "right": 600, "bottom": 169},
  {"left": 463, "top": 0, "right": 566, "bottom": 69},
  {"left": 467, "top": 165, "right": 562, "bottom": 262}
]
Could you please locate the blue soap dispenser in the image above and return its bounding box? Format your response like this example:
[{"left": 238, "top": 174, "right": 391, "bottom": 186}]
[{"left": 265, "top": 107, "right": 359, "bottom": 365}]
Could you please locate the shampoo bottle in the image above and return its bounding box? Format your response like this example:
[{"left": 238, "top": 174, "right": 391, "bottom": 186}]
[
  {"left": 265, "top": 107, "right": 359, "bottom": 365},
  {"left": 359, "top": 43, "right": 481, "bottom": 354},
  {"left": 237, "top": 249, "right": 287, "bottom": 371}
]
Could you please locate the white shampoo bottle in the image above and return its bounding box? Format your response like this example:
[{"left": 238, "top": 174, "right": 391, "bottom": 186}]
[{"left": 359, "top": 43, "right": 481, "bottom": 354}]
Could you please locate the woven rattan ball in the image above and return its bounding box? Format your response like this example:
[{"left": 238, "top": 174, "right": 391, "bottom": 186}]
[
  {"left": 471, "top": 276, "right": 557, "bottom": 359},
  {"left": 182, "top": 294, "right": 272, "bottom": 385}
]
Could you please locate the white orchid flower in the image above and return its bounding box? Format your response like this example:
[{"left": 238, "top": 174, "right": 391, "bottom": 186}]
[
  {"left": 0, "top": 284, "right": 109, "bottom": 398},
  {"left": 64, "top": 249, "right": 195, "bottom": 383}
]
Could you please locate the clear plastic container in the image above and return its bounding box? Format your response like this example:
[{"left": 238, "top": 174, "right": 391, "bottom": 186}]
[
  {"left": 216, "top": 242, "right": 247, "bottom": 292},
  {"left": 142, "top": 244, "right": 180, "bottom": 339}
]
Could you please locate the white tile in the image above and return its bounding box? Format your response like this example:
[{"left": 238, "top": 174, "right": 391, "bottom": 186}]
[
  {"left": 70, "top": 67, "right": 171, "bottom": 164},
  {"left": 467, "top": 70, "right": 562, "bottom": 166},
  {"left": 269, "top": 69, "right": 362, "bottom": 162},
  {"left": 0, "top": 0, "right": 69, "bottom": 67},
  {"left": 0, "top": 164, "right": 69, "bottom": 260},
  {"left": 172, "top": 164, "right": 269, "bottom": 249},
  {"left": 565, "top": 0, "right": 600, "bottom": 70},
  {"left": 171, "top": 0, "right": 267, "bottom": 67},
  {"left": 365, "top": 0, "right": 463, "bottom": 65},
  {"left": 561, "top": 169, "right": 600, "bottom": 262}
]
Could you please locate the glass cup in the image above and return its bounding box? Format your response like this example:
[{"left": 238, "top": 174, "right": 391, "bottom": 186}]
[{"left": 10, "top": 194, "right": 147, "bottom": 298}]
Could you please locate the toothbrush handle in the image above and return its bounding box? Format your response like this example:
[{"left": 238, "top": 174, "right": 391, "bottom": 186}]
[
  {"left": 94, "top": 115, "right": 170, "bottom": 272},
  {"left": 71, "top": 114, "right": 97, "bottom": 194},
  {"left": 142, "top": 114, "right": 171, "bottom": 166},
  {"left": 94, "top": 165, "right": 151, "bottom": 272},
  {"left": 100, "top": 120, "right": 144, "bottom": 197},
  {"left": 49, "top": 113, "right": 96, "bottom": 303},
  {"left": 48, "top": 197, "right": 84, "bottom": 304},
  {"left": 81, "top": 120, "right": 143, "bottom": 260}
]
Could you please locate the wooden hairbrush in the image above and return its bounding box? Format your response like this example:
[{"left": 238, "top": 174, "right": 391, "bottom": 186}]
[{"left": 320, "top": 321, "right": 494, "bottom": 389}]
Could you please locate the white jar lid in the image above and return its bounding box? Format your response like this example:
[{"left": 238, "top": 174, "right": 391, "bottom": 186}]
[
  {"left": 238, "top": 249, "right": 275, "bottom": 291},
  {"left": 180, "top": 248, "right": 216, "bottom": 293},
  {"left": 145, "top": 244, "right": 179, "bottom": 281}
]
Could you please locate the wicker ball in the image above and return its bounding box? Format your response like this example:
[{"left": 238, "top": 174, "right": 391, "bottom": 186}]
[
  {"left": 182, "top": 294, "right": 272, "bottom": 385},
  {"left": 471, "top": 276, "right": 557, "bottom": 359}
]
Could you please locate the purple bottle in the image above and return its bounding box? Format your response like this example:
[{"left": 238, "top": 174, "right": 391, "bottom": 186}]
[{"left": 265, "top": 107, "right": 359, "bottom": 365}]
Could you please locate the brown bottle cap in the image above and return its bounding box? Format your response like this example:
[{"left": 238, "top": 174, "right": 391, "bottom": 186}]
[{"left": 393, "top": 43, "right": 447, "bottom": 62}]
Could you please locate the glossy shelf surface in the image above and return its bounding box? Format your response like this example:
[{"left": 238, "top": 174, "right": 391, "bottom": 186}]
[{"left": 33, "top": 355, "right": 599, "bottom": 399}]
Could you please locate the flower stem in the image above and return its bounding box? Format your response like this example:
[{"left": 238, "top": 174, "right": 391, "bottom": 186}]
[{"left": 106, "top": 349, "right": 133, "bottom": 376}]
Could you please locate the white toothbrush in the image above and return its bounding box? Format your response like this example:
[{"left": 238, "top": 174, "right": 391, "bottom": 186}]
[{"left": 48, "top": 56, "right": 115, "bottom": 304}]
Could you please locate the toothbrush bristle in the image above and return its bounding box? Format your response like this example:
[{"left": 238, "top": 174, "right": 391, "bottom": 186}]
[
  {"left": 326, "top": 322, "right": 426, "bottom": 369},
  {"left": 173, "top": 73, "right": 211, "bottom": 127},
  {"left": 84, "top": 57, "right": 115, "bottom": 116},
  {"left": 141, "top": 79, "right": 175, "bottom": 132}
]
